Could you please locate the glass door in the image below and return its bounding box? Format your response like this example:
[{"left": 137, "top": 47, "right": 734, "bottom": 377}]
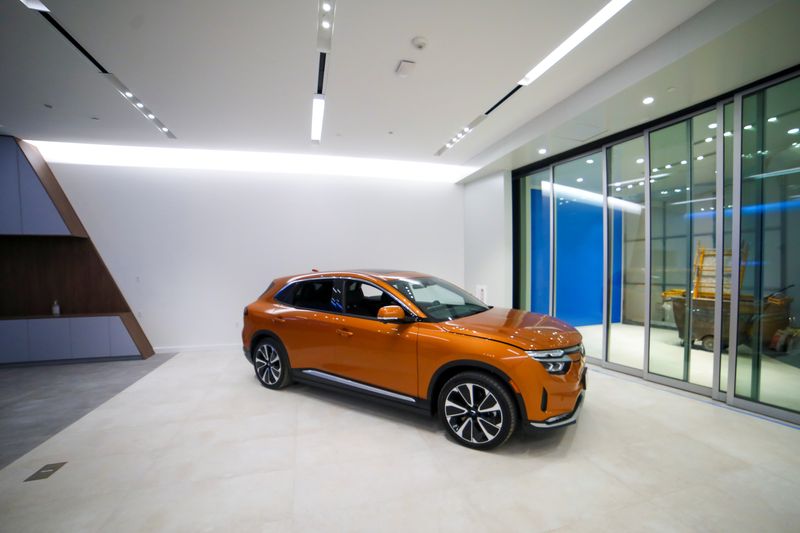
[
  {"left": 647, "top": 110, "right": 719, "bottom": 388},
  {"left": 553, "top": 152, "right": 604, "bottom": 357}
]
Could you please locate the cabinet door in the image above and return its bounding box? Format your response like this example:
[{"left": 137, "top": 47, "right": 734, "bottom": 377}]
[
  {"left": 70, "top": 317, "right": 111, "bottom": 358},
  {"left": 0, "top": 137, "right": 22, "bottom": 234},
  {"left": 0, "top": 320, "right": 29, "bottom": 363},
  {"left": 18, "top": 150, "right": 69, "bottom": 235},
  {"left": 28, "top": 318, "right": 71, "bottom": 361}
]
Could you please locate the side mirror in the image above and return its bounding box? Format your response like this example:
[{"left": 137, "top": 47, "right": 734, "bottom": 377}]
[{"left": 377, "top": 305, "right": 407, "bottom": 322}]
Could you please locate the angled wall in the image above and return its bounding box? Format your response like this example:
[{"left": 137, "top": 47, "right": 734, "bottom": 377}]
[{"left": 0, "top": 136, "right": 153, "bottom": 363}]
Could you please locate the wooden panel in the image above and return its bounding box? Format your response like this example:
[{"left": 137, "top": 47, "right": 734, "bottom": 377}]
[
  {"left": 120, "top": 312, "right": 155, "bottom": 358},
  {"left": 16, "top": 140, "right": 87, "bottom": 238},
  {"left": 0, "top": 236, "right": 129, "bottom": 317}
]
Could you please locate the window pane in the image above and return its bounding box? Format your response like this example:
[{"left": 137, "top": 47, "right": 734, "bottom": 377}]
[
  {"left": 554, "top": 152, "right": 603, "bottom": 357},
  {"left": 607, "top": 137, "right": 646, "bottom": 369},
  {"left": 293, "top": 280, "right": 342, "bottom": 313},
  {"left": 344, "top": 280, "right": 393, "bottom": 318},
  {"left": 520, "top": 170, "right": 550, "bottom": 314},
  {"left": 736, "top": 75, "right": 800, "bottom": 413}
]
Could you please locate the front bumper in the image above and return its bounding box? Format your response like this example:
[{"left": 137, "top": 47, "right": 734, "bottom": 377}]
[
  {"left": 242, "top": 346, "right": 252, "bottom": 363},
  {"left": 529, "top": 390, "right": 585, "bottom": 429}
]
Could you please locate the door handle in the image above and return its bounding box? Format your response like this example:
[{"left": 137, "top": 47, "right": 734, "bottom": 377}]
[
  {"left": 272, "top": 316, "right": 286, "bottom": 324},
  {"left": 336, "top": 328, "right": 353, "bottom": 337}
]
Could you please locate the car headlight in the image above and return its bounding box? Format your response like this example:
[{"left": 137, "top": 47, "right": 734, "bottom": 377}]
[{"left": 526, "top": 347, "right": 574, "bottom": 375}]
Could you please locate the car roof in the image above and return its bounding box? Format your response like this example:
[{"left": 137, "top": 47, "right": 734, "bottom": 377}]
[{"left": 284, "top": 269, "right": 431, "bottom": 282}]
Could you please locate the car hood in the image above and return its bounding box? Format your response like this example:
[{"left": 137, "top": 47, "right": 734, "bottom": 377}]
[{"left": 442, "top": 307, "right": 581, "bottom": 351}]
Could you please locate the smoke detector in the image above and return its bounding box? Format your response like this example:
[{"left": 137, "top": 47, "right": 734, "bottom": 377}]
[{"left": 411, "top": 36, "right": 427, "bottom": 50}]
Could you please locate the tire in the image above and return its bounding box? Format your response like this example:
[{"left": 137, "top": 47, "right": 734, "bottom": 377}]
[
  {"left": 253, "top": 337, "right": 291, "bottom": 390},
  {"left": 437, "top": 371, "right": 517, "bottom": 450},
  {"left": 701, "top": 335, "right": 714, "bottom": 352}
]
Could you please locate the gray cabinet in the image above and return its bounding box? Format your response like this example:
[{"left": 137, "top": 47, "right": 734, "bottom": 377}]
[
  {"left": 0, "top": 137, "right": 69, "bottom": 236},
  {"left": 0, "top": 316, "right": 141, "bottom": 364}
]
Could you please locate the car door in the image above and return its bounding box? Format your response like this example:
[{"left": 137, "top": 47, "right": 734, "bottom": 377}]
[
  {"left": 272, "top": 278, "right": 347, "bottom": 371},
  {"left": 326, "top": 279, "right": 419, "bottom": 397}
]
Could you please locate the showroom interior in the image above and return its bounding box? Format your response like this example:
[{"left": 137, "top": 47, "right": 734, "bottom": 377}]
[{"left": 1, "top": 0, "right": 800, "bottom": 531}]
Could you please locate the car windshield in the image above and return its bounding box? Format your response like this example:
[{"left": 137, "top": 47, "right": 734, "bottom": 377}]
[{"left": 386, "top": 276, "right": 489, "bottom": 321}]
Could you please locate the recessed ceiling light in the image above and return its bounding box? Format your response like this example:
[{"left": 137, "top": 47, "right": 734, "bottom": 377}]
[
  {"left": 615, "top": 187, "right": 621, "bottom": 191},
  {"left": 124, "top": 91, "right": 133, "bottom": 98},
  {"left": 639, "top": 181, "right": 644, "bottom": 186},
  {"left": 586, "top": 159, "right": 594, "bottom": 164},
  {"left": 674, "top": 188, "right": 681, "bottom": 193},
  {"left": 446, "top": 143, "right": 453, "bottom": 148},
  {"left": 665, "top": 164, "right": 672, "bottom": 169},
  {"left": 680, "top": 160, "right": 687, "bottom": 165},
  {"left": 321, "top": 20, "right": 331, "bottom": 29},
  {"left": 463, "top": 127, "right": 470, "bottom": 133},
  {"left": 705, "top": 137, "right": 713, "bottom": 143},
  {"left": 538, "top": 148, "right": 547, "bottom": 155},
  {"left": 627, "top": 184, "right": 633, "bottom": 189},
  {"left": 147, "top": 113, "right": 155, "bottom": 119},
  {"left": 322, "top": 2, "right": 332, "bottom": 12},
  {"left": 701, "top": 208, "right": 705, "bottom": 212},
  {"left": 708, "top": 123, "right": 717, "bottom": 129},
  {"left": 660, "top": 190, "right": 668, "bottom": 195},
  {"left": 652, "top": 167, "right": 659, "bottom": 172},
  {"left": 768, "top": 117, "right": 777, "bottom": 123},
  {"left": 724, "top": 131, "right": 732, "bottom": 137},
  {"left": 697, "top": 155, "right": 704, "bottom": 160},
  {"left": 576, "top": 177, "right": 584, "bottom": 182},
  {"left": 650, "top": 178, "right": 655, "bottom": 183},
  {"left": 789, "top": 128, "right": 800, "bottom": 135},
  {"left": 744, "top": 124, "right": 753, "bottom": 130},
  {"left": 636, "top": 157, "right": 644, "bottom": 164},
  {"left": 517, "top": 0, "right": 633, "bottom": 86},
  {"left": 686, "top": 187, "right": 690, "bottom": 191},
  {"left": 136, "top": 102, "right": 144, "bottom": 108},
  {"left": 642, "top": 96, "right": 654, "bottom": 105},
  {"left": 161, "top": 127, "right": 169, "bottom": 132}
]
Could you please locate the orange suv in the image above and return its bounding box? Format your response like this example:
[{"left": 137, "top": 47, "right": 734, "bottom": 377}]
[{"left": 242, "top": 270, "right": 586, "bottom": 450}]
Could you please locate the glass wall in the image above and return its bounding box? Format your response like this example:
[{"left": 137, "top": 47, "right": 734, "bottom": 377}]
[
  {"left": 515, "top": 70, "right": 800, "bottom": 424},
  {"left": 735, "top": 75, "right": 800, "bottom": 413},
  {"left": 606, "top": 137, "right": 646, "bottom": 369},
  {"left": 553, "top": 152, "right": 604, "bottom": 357}
]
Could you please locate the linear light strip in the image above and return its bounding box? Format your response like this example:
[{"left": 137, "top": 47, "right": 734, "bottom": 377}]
[
  {"left": 27, "top": 140, "right": 478, "bottom": 184},
  {"left": 436, "top": 0, "right": 633, "bottom": 155},
  {"left": 518, "top": 0, "right": 633, "bottom": 86},
  {"left": 103, "top": 74, "right": 175, "bottom": 138}
]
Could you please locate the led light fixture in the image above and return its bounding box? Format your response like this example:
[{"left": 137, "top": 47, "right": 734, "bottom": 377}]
[
  {"left": 311, "top": 94, "right": 325, "bottom": 142},
  {"left": 518, "top": 0, "right": 633, "bottom": 86}
]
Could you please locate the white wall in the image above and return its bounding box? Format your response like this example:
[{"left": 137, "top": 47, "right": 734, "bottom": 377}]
[
  {"left": 52, "top": 164, "right": 464, "bottom": 352},
  {"left": 463, "top": 171, "right": 513, "bottom": 308}
]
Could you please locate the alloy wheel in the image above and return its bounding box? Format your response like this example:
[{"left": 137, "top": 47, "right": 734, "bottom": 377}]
[
  {"left": 255, "top": 344, "right": 282, "bottom": 385},
  {"left": 444, "top": 382, "right": 504, "bottom": 444}
]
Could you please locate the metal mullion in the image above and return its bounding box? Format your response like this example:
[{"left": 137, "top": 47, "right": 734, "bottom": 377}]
[
  {"left": 727, "top": 93, "right": 743, "bottom": 404},
  {"left": 643, "top": 130, "right": 653, "bottom": 376},
  {"left": 548, "top": 165, "right": 555, "bottom": 316},
  {"left": 684, "top": 119, "right": 693, "bottom": 383},
  {"left": 602, "top": 145, "right": 609, "bottom": 363},
  {"left": 712, "top": 101, "right": 725, "bottom": 400}
]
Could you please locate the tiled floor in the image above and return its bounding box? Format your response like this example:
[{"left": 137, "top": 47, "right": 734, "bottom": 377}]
[
  {"left": 1, "top": 349, "right": 799, "bottom": 532},
  {"left": 0, "top": 354, "right": 175, "bottom": 469}
]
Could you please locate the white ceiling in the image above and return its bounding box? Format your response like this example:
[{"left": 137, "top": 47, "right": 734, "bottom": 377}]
[{"left": 0, "top": 0, "right": 720, "bottom": 168}]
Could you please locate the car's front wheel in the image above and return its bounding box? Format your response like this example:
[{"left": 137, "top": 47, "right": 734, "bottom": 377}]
[
  {"left": 253, "top": 338, "right": 291, "bottom": 390},
  {"left": 438, "top": 371, "right": 517, "bottom": 450}
]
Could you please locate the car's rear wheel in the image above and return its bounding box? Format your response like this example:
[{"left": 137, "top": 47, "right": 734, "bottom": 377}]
[
  {"left": 253, "top": 338, "right": 291, "bottom": 390},
  {"left": 438, "top": 371, "right": 517, "bottom": 450}
]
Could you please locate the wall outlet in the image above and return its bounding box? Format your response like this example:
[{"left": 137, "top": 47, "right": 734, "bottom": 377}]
[{"left": 476, "top": 285, "right": 488, "bottom": 303}]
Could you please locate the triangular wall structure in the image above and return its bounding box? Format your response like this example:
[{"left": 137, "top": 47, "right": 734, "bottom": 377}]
[{"left": 0, "top": 136, "right": 154, "bottom": 363}]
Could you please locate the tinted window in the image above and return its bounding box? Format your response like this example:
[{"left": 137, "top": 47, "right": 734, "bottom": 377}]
[
  {"left": 344, "top": 280, "right": 399, "bottom": 318},
  {"left": 387, "top": 277, "right": 488, "bottom": 321},
  {"left": 274, "top": 283, "right": 296, "bottom": 305},
  {"left": 292, "top": 280, "right": 342, "bottom": 312}
]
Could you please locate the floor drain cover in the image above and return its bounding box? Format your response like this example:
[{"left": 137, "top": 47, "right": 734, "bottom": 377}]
[{"left": 24, "top": 462, "right": 67, "bottom": 482}]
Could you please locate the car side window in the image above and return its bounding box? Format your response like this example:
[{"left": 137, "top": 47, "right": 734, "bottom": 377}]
[
  {"left": 292, "top": 280, "right": 342, "bottom": 313},
  {"left": 344, "top": 280, "right": 398, "bottom": 318}
]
